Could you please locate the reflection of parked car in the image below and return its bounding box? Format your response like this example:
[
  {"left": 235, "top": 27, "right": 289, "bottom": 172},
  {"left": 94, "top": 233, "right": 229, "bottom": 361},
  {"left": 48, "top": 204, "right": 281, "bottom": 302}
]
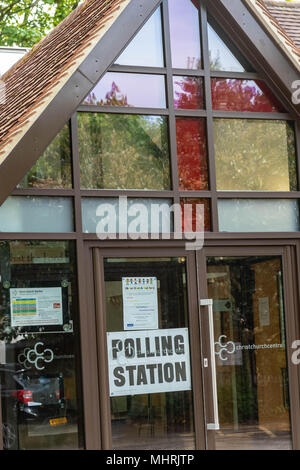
[{"left": 0, "top": 366, "right": 66, "bottom": 449}]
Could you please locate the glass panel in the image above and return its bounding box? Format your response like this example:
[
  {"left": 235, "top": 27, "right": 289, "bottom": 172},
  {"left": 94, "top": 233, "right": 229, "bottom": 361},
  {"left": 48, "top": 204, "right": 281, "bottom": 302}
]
[
  {"left": 168, "top": 0, "right": 201, "bottom": 70},
  {"left": 82, "top": 198, "right": 173, "bottom": 234},
  {"left": 180, "top": 198, "right": 211, "bottom": 232},
  {"left": 104, "top": 257, "right": 195, "bottom": 450},
  {"left": 78, "top": 113, "right": 171, "bottom": 190},
  {"left": 0, "top": 197, "right": 74, "bottom": 233},
  {"left": 18, "top": 124, "right": 72, "bottom": 189},
  {"left": 0, "top": 241, "right": 83, "bottom": 449},
  {"left": 82, "top": 73, "right": 166, "bottom": 108},
  {"left": 218, "top": 199, "right": 299, "bottom": 232},
  {"left": 211, "top": 79, "right": 284, "bottom": 113},
  {"left": 176, "top": 118, "right": 208, "bottom": 191},
  {"left": 115, "top": 8, "right": 164, "bottom": 67},
  {"left": 173, "top": 77, "right": 204, "bottom": 110},
  {"left": 208, "top": 21, "right": 253, "bottom": 72},
  {"left": 214, "top": 120, "right": 297, "bottom": 191},
  {"left": 207, "top": 256, "right": 292, "bottom": 450}
]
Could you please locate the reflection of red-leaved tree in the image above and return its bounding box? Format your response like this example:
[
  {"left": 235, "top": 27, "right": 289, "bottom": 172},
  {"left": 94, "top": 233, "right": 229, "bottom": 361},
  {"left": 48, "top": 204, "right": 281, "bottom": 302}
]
[
  {"left": 176, "top": 118, "right": 208, "bottom": 191},
  {"left": 174, "top": 75, "right": 208, "bottom": 192},
  {"left": 173, "top": 76, "right": 204, "bottom": 110},
  {"left": 211, "top": 79, "right": 283, "bottom": 112}
]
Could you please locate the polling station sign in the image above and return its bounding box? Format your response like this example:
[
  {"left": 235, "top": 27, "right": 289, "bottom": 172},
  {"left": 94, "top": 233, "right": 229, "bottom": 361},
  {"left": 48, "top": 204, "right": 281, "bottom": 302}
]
[{"left": 107, "top": 328, "right": 191, "bottom": 397}]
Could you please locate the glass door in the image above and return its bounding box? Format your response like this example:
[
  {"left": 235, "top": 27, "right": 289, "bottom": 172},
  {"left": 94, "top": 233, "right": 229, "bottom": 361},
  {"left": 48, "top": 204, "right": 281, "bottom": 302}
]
[
  {"left": 197, "top": 247, "right": 297, "bottom": 450},
  {"left": 93, "top": 248, "right": 205, "bottom": 450}
]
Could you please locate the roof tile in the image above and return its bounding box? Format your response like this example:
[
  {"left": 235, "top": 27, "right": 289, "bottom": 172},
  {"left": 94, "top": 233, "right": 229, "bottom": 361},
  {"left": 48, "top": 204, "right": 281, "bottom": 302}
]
[
  {"left": 0, "top": 0, "right": 128, "bottom": 155},
  {"left": 264, "top": 0, "right": 300, "bottom": 47}
]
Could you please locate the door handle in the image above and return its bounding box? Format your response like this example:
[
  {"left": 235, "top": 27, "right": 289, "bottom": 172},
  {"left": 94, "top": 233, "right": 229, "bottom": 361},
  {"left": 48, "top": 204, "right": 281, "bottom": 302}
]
[{"left": 200, "top": 299, "right": 220, "bottom": 431}]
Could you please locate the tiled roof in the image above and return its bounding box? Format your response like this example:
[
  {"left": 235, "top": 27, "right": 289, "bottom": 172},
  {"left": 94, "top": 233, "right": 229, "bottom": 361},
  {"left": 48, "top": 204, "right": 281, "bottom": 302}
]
[
  {"left": 0, "top": 0, "right": 130, "bottom": 162},
  {"left": 245, "top": 0, "right": 300, "bottom": 70},
  {"left": 264, "top": 0, "right": 300, "bottom": 48}
]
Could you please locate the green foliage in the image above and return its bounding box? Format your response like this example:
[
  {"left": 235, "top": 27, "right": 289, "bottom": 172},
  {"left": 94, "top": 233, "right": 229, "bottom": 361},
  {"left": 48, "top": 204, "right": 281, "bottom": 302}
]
[
  {"left": 78, "top": 112, "right": 171, "bottom": 191},
  {"left": 0, "top": 0, "right": 82, "bottom": 47},
  {"left": 18, "top": 123, "right": 72, "bottom": 189},
  {"left": 213, "top": 119, "right": 297, "bottom": 191}
]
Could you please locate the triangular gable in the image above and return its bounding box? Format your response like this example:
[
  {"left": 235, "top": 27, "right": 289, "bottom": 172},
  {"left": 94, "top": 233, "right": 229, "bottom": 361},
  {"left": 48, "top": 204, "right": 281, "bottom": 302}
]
[{"left": 0, "top": 0, "right": 299, "bottom": 205}]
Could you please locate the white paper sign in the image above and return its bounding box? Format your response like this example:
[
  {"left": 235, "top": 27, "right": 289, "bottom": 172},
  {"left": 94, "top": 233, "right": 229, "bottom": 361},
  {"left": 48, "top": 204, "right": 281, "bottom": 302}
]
[
  {"left": 258, "top": 297, "right": 270, "bottom": 327},
  {"left": 122, "top": 277, "right": 158, "bottom": 330},
  {"left": 10, "top": 287, "right": 63, "bottom": 327},
  {"left": 107, "top": 328, "right": 191, "bottom": 397}
]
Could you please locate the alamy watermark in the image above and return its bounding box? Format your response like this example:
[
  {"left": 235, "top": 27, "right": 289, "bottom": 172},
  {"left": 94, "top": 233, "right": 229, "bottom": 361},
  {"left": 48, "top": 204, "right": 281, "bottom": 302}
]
[
  {"left": 95, "top": 196, "right": 204, "bottom": 251},
  {"left": 292, "top": 80, "right": 300, "bottom": 105},
  {"left": 292, "top": 340, "right": 300, "bottom": 365}
]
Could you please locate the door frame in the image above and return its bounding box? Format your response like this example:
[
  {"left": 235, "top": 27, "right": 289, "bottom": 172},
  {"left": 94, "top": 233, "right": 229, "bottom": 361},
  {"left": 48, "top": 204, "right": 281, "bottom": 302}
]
[
  {"left": 197, "top": 243, "right": 300, "bottom": 450},
  {"left": 81, "top": 239, "right": 300, "bottom": 450},
  {"left": 85, "top": 243, "right": 207, "bottom": 450}
]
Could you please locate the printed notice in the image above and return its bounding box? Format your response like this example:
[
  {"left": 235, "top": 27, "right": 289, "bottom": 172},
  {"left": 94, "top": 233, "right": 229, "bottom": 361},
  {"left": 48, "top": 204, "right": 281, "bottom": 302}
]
[
  {"left": 258, "top": 297, "right": 270, "bottom": 327},
  {"left": 122, "top": 277, "right": 158, "bottom": 331},
  {"left": 107, "top": 328, "right": 191, "bottom": 397},
  {"left": 10, "top": 287, "right": 63, "bottom": 327}
]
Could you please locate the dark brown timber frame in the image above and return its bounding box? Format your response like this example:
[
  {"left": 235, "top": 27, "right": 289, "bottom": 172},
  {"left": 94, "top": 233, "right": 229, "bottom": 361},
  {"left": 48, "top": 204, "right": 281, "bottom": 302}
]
[{"left": 0, "top": 0, "right": 299, "bottom": 450}]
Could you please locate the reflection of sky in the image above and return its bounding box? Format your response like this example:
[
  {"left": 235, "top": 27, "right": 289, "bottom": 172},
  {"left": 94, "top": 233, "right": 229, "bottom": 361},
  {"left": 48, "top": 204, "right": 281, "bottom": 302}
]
[
  {"left": 115, "top": 8, "right": 164, "bottom": 67},
  {"left": 168, "top": 0, "right": 201, "bottom": 70},
  {"left": 85, "top": 72, "right": 166, "bottom": 108},
  {"left": 207, "top": 24, "right": 245, "bottom": 72}
]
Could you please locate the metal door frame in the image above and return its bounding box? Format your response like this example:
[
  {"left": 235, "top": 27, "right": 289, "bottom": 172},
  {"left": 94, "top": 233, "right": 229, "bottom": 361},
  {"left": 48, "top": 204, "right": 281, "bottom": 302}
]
[
  {"left": 197, "top": 243, "right": 300, "bottom": 450},
  {"left": 86, "top": 243, "right": 207, "bottom": 450}
]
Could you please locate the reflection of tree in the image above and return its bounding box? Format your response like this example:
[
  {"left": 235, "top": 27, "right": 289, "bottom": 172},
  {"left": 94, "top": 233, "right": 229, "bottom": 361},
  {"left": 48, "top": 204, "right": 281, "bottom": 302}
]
[
  {"left": 173, "top": 76, "right": 204, "bottom": 110},
  {"left": 78, "top": 110, "right": 170, "bottom": 190},
  {"left": 84, "top": 81, "right": 129, "bottom": 107},
  {"left": 214, "top": 119, "right": 297, "bottom": 191},
  {"left": 209, "top": 52, "right": 222, "bottom": 72},
  {"left": 18, "top": 124, "right": 71, "bottom": 189},
  {"left": 211, "top": 79, "right": 283, "bottom": 113},
  {"left": 176, "top": 119, "right": 208, "bottom": 191}
]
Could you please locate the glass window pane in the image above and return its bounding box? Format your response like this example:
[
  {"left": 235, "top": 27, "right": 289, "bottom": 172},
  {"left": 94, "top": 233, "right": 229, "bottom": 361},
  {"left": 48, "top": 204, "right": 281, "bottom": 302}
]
[
  {"left": 78, "top": 113, "right": 171, "bottom": 190},
  {"left": 180, "top": 198, "right": 211, "bottom": 232},
  {"left": 0, "top": 197, "right": 74, "bottom": 233},
  {"left": 82, "top": 198, "right": 173, "bottom": 235},
  {"left": 104, "top": 257, "right": 195, "bottom": 450},
  {"left": 176, "top": 118, "right": 208, "bottom": 191},
  {"left": 18, "top": 124, "right": 72, "bottom": 189},
  {"left": 211, "top": 79, "right": 284, "bottom": 113},
  {"left": 173, "top": 77, "right": 204, "bottom": 109},
  {"left": 208, "top": 21, "right": 253, "bottom": 72},
  {"left": 0, "top": 241, "right": 83, "bottom": 449},
  {"left": 115, "top": 8, "right": 164, "bottom": 67},
  {"left": 168, "top": 0, "right": 201, "bottom": 70},
  {"left": 207, "top": 256, "right": 292, "bottom": 450},
  {"left": 82, "top": 73, "right": 166, "bottom": 108},
  {"left": 214, "top": 120, "right": 297, "bottom": 191},
  {"left": 218, "top": 199, "right": 299, "bottom": 232}
]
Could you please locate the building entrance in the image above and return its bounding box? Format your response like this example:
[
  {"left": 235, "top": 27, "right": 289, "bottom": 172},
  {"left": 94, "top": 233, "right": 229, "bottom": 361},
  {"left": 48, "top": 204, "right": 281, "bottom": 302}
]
[{"left": 91, "top": 244, "right": 296, "bottom": 450}]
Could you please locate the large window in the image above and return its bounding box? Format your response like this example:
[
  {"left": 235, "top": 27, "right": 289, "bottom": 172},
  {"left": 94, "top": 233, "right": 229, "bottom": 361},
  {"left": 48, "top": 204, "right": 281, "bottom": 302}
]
[
  {"left": 11, "top": 0, "right": 299, "bottom": 237},
  {"left": 0, "top": 241, "right": 83, "bottom": 450}
]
